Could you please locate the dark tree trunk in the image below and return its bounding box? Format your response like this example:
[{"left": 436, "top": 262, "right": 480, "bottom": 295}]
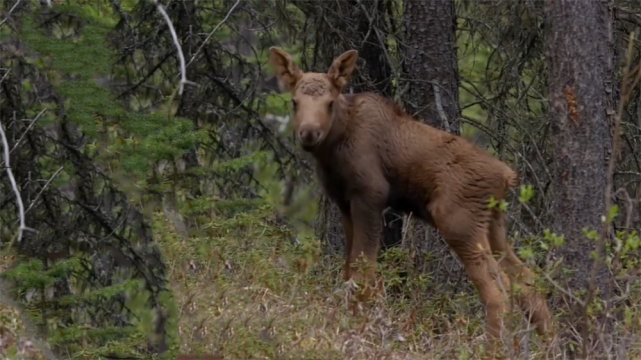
[
  {"left": 543, "top": 0, "right": 614, "bottom": 351},
  {"left": 170, "top": 0, "right": 201, "bottom": 172},
  {"left": 164, "top": 0, "right": 203, "bottom": 236},
  {"left": 403, "top": 0, "right": 460, "bottom": 133},
  {"left": 400, "top": 0, "right": 468, "bottom": 291}
]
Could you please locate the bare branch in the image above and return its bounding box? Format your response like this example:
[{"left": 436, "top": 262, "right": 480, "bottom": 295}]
[
  {"left": 185, "top": 0, "right": 242, "bottom": 70},
  {"left": 10, "top": 108, "right": 47, "bottom": 154},
  {"left": 0, "top": 108, "right": 47, "bottom": 168},
  {"left": 432, "top": 83, "right": 450, "bottom": 133},
  {"left": 23, "top": 166, "right": 64, "bottom": 216},
  {"left": 153, "top": 0, "right": 197, "bottom": 96},
  {"left": 0, "top": 68, "right": 11, "bottom": 84},
  {"left": 0, "top": 118, "right": 27, "bottom": 242},
  {"left": 0, "top": 0, "right": 21, "bottom": 28},
  {"left": 543, "top": 272, "right": 586, "bottom": 308}
]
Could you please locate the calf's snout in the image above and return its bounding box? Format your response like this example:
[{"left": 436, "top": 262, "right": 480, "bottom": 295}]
[{"left": 298, "top": 127, "right": 322, "bottom": 146}]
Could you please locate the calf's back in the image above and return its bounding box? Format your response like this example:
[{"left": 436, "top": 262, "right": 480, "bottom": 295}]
[{"left": 317, "top": 92, "right": 517, "bottom": 225}]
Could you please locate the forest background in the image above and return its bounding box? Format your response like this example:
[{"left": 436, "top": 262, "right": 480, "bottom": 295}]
[{"left": 1, "top": 0, "right": 641, "bottom": 359}]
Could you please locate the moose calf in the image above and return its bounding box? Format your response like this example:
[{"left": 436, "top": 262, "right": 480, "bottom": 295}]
[{"left": 269, "top": 47, "right": 553, "bottom": 355}]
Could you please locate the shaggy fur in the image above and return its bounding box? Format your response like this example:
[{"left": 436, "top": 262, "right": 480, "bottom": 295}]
[{"left": 269, "top": 47, "right": 553, "bottom": 356}]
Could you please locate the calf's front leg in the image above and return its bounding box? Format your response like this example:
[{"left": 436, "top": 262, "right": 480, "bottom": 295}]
[
  {"left": 346, "top": 197, "right": 384, "bottom": 303},
  {"left": 340, "top": 211, "right": 354, "bottom": 282}
]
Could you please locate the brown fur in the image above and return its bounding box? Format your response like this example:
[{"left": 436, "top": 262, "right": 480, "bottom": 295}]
[{"left": 269, "top": 47, "right": 553, "bottom": 356}]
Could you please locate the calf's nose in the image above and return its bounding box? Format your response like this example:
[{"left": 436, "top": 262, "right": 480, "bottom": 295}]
[{"left": 298, "top": 128, "right": 322, "bottom": 146}]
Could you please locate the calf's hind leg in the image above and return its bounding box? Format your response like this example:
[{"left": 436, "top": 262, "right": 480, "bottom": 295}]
[
  {"left": 447, "top": 229, "right": 511, "bottom": 356},
  {"left": 430, "top": 202, "right": 511, "bottom": 356},
  {"left": 488, "top": 209, "right": 553, "bottom": 337}
]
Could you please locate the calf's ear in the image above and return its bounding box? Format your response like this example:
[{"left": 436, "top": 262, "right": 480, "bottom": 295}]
[
  {"left": 327, "top": 50, "right": 358, "bottom": 92},
  {"left": 269, "top": 47, "right": 302, "bottom": 91}
]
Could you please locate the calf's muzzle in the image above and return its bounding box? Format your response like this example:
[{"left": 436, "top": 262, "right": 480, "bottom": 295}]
[{"left": 298, "top": 126, "right": 322, "bottom": 147}]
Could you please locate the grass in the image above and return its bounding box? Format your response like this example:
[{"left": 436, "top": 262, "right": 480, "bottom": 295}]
[
  {"left": 0, "top": 205, "right": 532, "bottom": 359},
  {"left": 4, "top": 204, "right": 640, "bottom": 359},
  {"left": 151, "top": 206, "right": 555, "bottom": 360},
  {"left": 0, "top": 254, "right": 47, "bottom": 360}
]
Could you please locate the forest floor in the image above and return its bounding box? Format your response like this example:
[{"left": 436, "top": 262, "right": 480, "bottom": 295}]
[
  {"left": 0, "top": 208, "right": 555, "bottom": 360},
  {"left": 0, "top": 253, "right": 45, "bottom": 360},
  {"left": 156, "top": 209, "right": 552, "bottom": 360}
]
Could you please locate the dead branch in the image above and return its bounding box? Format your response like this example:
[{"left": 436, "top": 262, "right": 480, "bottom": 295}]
[
  {"left": 432, "top": 83, "right": 451, "bottom": 133},
  {"left": 1, "top": 116, "right": 31, "bottom": 242},
  {"left": 153, "top": 0, "right": 197, "bottom": 95},
  {"left": 22, "top": 166, "right": 64, "bottom": 216},
  {"left": 0, "top": 0, "right": 21, "bottom": 28},
  {"left": 185, "top": 0, "right": 242, "bottom": 69},
  {"left": 9, "top": 108, "right": 47, "bottom": 155}
]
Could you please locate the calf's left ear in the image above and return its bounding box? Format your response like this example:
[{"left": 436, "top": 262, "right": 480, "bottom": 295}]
[{"left": 327, "top": 50, "right": 358, "bottom": 92}]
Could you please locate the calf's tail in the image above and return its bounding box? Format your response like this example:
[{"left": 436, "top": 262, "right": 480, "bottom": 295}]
[{"left": 505, "top": 167, "right": 519, "bottom": 189}]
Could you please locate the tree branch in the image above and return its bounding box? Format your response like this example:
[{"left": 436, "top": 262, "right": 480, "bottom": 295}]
[
  {"left": 23, "top": 166, "right": 64, "bottom": 216},
  {"left": 185, "top": 0, "right": 242, "bottom": 70},
  {"left": 432, "top": 83, "right": 451, "bottom": 133},
  {"left": 0, "top": 0, "right": 21, "bottom": 28},
  {"left": 153, "top": 0, "right": 197, "bottom": 96},
  {"left": 0, "top": 117, "right": 34, "bottom": 243},
  {"left": 10, "top": 108, "right": 47, "bottom": 154}
]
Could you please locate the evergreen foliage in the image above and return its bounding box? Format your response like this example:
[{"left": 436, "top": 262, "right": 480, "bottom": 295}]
[
  {"left": 1, "top": 1, "right": 312, "bottom": 358},
  {"left": 0, "top": 2, "right": 186, "bottom": 358}
]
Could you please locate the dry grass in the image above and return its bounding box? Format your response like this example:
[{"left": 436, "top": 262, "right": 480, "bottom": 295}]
[
  {"left": 157, "top": 209, "right": 552, "bottom": 360},
  {"left": 2, "top": 207, "right": 641, "bottom": 359},
  {"left": 0, "top": 254, "right": 46, "bottom": 360}
]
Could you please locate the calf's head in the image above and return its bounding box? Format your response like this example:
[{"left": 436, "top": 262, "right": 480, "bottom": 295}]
[{"left": 268, "top": 47, "right": 358, "bottom": 151}]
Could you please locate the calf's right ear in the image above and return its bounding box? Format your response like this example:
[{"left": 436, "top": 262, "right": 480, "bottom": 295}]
[{"left": 269, "top": 47, "right": 302, "bottom": 92}]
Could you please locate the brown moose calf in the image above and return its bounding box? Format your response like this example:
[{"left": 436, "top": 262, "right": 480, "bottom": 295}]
[{"left": 269, "top": 47, "right": 553, "bottom": 354}]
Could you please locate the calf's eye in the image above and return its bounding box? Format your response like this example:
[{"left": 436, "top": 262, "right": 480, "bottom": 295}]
[{"left": 328, "top": 100, "right": 334, "bottom": 112}]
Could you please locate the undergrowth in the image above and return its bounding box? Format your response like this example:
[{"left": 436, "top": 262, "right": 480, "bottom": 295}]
[
  {"left": 3, "top": 201, "right": 641, "bottom": 359},
  {"left": 153, "top": 205, "right": 549, "bottom": 360}
]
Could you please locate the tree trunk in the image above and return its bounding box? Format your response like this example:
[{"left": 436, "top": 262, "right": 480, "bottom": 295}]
[
  {"left": 403, "top": 0, "right": 460, "bottom": 132},
  {"left": 401, "top": 0, "right": 468, "bottom": 292},
  {"left": 543, "top": 0, "right": 614, "bottom": 351}
]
